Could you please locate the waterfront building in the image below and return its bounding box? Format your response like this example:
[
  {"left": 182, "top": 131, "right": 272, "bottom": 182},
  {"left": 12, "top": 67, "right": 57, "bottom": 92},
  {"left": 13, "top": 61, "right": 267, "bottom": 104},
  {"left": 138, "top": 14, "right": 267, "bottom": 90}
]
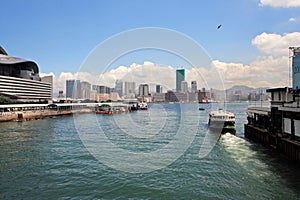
[
  {"left": 191, "top": 81, "right": 197, "bottom": 93},
  {"left": 198, "top": 88, "right": 211, "bottom": 103},
  {"left": 139, "top": 84, "right": 149, "bottom": 97},
  {"left": 245, "top": 87, "right": 300, "bottom": 162},
  {"left": 41, "top": 75, "right": 53, "bottom": 99},
  {"left": 181, "top": 81, "right": 188, "bottom": 93},
  {"left": 115, "top": 80, "right": 123, "bottom": 97},
  {"left": 245, "top": 47, "right": 300, "bottom": 162},
  {"left": 152, "top": 93, "right": 165, "bottom": 102},
  {"left": 124, "top": 82, "right": 136, "bottom": 97},
  {"left": 115, "top": 81, "right": 136, "bottom": 98},
  {"left": 0, "top": 46, "right": 52, "bottom": 102},
  {"left": 92, "top": 85, "right": 111, "bottom": 94},
  {"left": 66, "top": 80, "right": 80, "bottom": 99},
  {"left": 291, "top": 47, "right": 300, "bottom": 90},
  {"left": 92, "top": 85, "right": 99, "bottom": 93},
  {"left": 188, "top": 92, "right": 198, "bottom": 103},
  {"left": 176, "top": 69, "right": 185, "bottom": 92},
  {"left": 79, "top": 81, "right": 91, "bottom": 99},
  {"left": 66, "top": 80, "right": 74, "bottom": 98},
  {"left": 165, "top": 90, "right": 188, "bottom": 103},
  {"left": 156, "top": 85, "right": 162, "bottom": 93}
]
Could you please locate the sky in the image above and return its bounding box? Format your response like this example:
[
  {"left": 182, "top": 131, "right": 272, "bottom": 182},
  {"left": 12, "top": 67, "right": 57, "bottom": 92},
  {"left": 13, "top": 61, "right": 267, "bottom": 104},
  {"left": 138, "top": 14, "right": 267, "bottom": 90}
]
[{"left": 1, "top": 0, "right": 300, "bottom": 93}]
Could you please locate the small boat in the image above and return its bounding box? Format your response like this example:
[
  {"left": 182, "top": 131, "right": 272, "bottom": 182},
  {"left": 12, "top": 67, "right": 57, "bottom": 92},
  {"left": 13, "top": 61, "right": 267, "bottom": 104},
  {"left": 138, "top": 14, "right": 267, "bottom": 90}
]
[
  {"left": 199, "top": 108, "right": 205, "bottom": 111},
  {"left": 208, "top": 109, "right": 236, "bottom": 134},
  {"left": 137, "top": 102, "right": 148, "bottom": 110}
]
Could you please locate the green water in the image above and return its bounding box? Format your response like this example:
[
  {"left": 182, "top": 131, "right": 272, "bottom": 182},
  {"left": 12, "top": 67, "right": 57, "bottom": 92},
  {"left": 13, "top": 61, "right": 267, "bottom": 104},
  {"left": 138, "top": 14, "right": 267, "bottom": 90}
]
[{"left": 0, "top": 103, "right": 299, "bottom": 199}]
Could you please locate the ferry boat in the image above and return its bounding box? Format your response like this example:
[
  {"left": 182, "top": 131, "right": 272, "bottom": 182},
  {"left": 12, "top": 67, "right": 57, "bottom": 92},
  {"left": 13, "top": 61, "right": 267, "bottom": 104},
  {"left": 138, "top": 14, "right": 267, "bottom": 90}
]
[{"left": 208, "top": 109, "right": 236, "bottom": 134}]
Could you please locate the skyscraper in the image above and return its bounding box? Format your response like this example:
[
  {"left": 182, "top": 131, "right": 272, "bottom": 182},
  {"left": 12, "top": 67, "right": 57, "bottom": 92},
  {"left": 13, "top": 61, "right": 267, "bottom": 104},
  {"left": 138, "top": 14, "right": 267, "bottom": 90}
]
[
  {"left": 124, "top": 82, "right": 136, "bottom": 96},
  {"left": 156, "top": 85, "right": 162, "bottom": 93},
  {"left": 66, "top": 80, "right": 80, "bottom": 99},
  {"left": 181, "top": 81, "right": 188, "bottom": 93},
  {"left": 139, "top": 84, "right": 149, "bottom": 97},
  {"left": 66, "top": 80, "right": 75, "bottom": 98},
  {"left": 79, "top": 81, "right": 91, "bottom": 99},
  {"left": 291, "top": 47, "right": 300, "bottom": 90},
  {"left": 115, "top": 81, "right": 136, "bottom": 97},
  {"left": 115, "top": 80, "right": 123, "bottom": 97},
  {"left": 191, "top": 81, "right": 197, "bottom": 93},
  {"left": 176, "top": 69, "right": 185, "bottom": 92}
]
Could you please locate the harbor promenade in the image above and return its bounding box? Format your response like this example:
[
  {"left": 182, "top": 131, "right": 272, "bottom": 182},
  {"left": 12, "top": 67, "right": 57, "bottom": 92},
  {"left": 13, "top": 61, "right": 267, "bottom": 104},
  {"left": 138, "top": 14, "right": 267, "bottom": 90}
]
[{"left": 0, "top": 103, "right": 95, "bottom": 122}]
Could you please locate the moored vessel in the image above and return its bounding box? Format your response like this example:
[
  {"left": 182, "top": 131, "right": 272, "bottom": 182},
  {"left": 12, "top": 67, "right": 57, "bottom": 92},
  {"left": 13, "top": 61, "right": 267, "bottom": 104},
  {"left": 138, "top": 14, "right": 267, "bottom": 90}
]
[
  {"left": 95, "top": 103, "right": 132, "bottom": 114},
  {"left": 137, "top": 102, "right": 148, "bottom": 110}
]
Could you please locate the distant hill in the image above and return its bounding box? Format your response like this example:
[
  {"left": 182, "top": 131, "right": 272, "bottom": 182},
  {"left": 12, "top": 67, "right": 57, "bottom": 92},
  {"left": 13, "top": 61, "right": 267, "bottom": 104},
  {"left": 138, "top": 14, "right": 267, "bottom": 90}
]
[{"left": 212, "top": 85, "right": 270, "bottom": 102}]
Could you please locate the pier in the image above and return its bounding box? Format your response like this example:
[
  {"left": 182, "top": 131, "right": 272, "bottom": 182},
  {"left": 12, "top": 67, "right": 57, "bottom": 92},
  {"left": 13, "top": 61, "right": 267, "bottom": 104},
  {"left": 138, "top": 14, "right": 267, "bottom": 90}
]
[
  {"left": 0, "top": 103, "right": 94, "bottom": 122},
  {"left": 245, "top": 88, "right": 300, "bottom": 162},
  {"left": 0, "top": 102, "right": 137, "bottom": 122}
]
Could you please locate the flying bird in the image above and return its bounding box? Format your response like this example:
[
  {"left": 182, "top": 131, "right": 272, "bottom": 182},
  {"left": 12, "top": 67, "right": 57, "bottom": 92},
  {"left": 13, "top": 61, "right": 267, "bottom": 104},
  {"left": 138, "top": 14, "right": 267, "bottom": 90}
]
[{"left": 217, "top": 24, "right": 222, "bottom": 29}]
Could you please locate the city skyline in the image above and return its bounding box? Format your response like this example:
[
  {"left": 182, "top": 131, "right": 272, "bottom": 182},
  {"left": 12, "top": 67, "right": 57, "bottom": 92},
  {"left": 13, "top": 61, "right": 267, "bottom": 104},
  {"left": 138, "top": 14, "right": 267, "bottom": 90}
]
[{"left": 2, "top": 1, "right": 300, "bottom": 93}]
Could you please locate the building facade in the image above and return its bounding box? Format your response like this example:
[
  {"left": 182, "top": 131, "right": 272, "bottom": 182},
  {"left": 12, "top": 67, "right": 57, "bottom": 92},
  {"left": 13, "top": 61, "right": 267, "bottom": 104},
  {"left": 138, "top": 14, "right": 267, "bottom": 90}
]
[
  {"left": 66, "top": 80, "right": 79, "bottom": 99},
  {"left": 291, "top": 47, "right": 300, "bottom": 90},
  {"left": 181, "top": 81, "right": 188, "bottom": 93},
  {"left": 156, "top": 85, "right": 162, "bottom": 93},
  {"left": 139, "top": 84, "right": 149, "bottom": 97},
  {"left": 191, "top": 81, "right": 197, "bottom": 93},
  {"left": 79, "top": 81, "right": 91, "bottom": 99},
  {"left": 0, "top": 46, "right": 52, "bottom": 102},
  {"left": 176, "top": 69, "right": 185, "bottom": 92},
  {"left": 115, "top": 81, "right": 136, "bottom": 98}
]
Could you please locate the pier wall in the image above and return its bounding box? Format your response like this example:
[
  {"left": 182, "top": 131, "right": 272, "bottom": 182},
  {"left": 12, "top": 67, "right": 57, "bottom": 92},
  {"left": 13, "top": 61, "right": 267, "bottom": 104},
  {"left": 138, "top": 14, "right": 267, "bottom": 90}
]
[
  {"left": 245, "top": 124, "right": 300, "bottom": 162},
  {"left": 244, "top": 125, "right": 270, "bottom": 145},
  {"left": 0, "top": 109, "right": 93, "bottom": 122}
]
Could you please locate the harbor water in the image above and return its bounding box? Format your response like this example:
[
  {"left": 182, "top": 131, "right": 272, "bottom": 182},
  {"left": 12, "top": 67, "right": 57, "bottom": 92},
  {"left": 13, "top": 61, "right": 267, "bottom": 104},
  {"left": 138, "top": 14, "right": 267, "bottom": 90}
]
[{"left": 0, "top": 102, "right": 299, "bottom": 199}]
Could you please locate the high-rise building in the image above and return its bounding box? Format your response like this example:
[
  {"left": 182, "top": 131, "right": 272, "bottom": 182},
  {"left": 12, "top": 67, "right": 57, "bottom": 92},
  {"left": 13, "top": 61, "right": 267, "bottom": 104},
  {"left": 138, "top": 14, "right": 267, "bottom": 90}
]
[
  {"left": 290, "top": 47, "right": 300, "bottom": 90},
  {"left": 66, "top": 80, "right": 75, "bottom": 98},
  {"left": 124, "top": 82, "right": 136, "bottom": 96},
  {"left": 92, "top": 85, "right": 111, "bottom": 94},
  {"left": 41, "top": 75, "right": 53, "bottom": 99},
  {"left": 66, "top": 80, "right": 80, "bottom": 99},
  {"left": 191, "top": 81, "right": 197, "bottom": 93},
  {"left": 181, "top": 81, "right": 188, "bottom": 93},
  {"left": 176, "top": 69, "right": 185, "bottom": 92},
  {"left": 115, "top": 81, "right": 136, "bottom": 97},
  {"left": 139, "top": 84, "right": 149, "bottom": 97},
  {"left": 79, "top": 81, "right": 91, "bottom": 99},
  {"left": 156, "top": 85, "right": 162, "bottom": 93},
  {"left": 115, "top": 80, "right": 123, "bottom": 97}
]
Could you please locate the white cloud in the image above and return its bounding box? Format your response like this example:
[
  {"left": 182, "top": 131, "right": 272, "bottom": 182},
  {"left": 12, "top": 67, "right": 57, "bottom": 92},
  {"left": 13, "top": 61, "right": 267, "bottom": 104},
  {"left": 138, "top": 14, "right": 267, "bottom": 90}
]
[
  {"left": 252, "top": 32, "right": 300, "bottom": 57},
  {"left": 259, "top": 0, "right": 300, "bottom": 7},
  {"left": 289, "top": 17, "right": 297, "bottom": 22},
  {"left": 211, "top": 55, "right": 290, "bottom": 89},
  {"left": 47, "top": 31, "right": 300, "bottom": 95},
  {"left": 50, "top": 56, "right": 290, "bottom": 95}
]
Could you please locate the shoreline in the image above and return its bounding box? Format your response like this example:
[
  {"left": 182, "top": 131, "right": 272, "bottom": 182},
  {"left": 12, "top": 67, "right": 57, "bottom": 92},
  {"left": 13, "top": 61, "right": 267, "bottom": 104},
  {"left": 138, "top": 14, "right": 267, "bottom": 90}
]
[{"left": 0, "top": 109, "right": 93, "bottom": 122}]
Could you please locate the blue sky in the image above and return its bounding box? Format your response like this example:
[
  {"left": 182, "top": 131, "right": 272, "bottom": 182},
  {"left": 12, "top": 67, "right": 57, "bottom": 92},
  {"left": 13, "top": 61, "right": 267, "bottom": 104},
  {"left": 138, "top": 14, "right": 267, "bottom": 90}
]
[{"left": 1, "top": 0, "right": 300, "bottom": 90}]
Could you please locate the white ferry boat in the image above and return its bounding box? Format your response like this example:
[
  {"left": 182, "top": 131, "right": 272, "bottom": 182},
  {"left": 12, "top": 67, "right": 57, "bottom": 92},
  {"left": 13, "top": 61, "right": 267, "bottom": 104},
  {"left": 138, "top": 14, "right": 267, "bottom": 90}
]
[{"left": 208, "top": 109, "right": 236, "bottom": 134}]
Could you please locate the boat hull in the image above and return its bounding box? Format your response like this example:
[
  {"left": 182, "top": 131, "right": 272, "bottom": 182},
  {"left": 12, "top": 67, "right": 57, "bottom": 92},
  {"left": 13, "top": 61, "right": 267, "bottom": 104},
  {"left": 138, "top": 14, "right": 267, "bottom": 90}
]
[{"left": 208, "top": 121, "right": 236, "bottom": 134}]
